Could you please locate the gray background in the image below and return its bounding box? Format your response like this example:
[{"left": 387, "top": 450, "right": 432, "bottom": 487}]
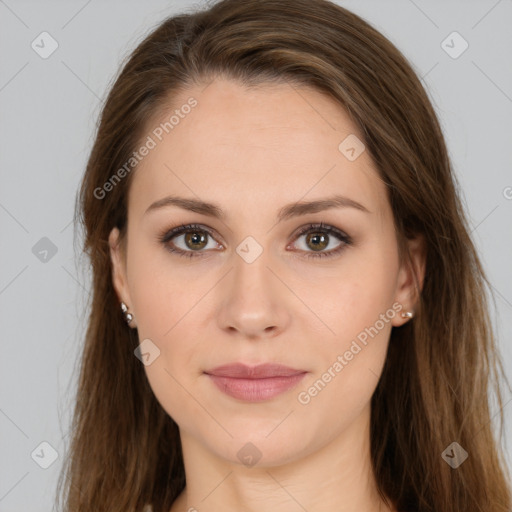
[{"left": 0, "top": 1, "right": 511, "bottom": 510}]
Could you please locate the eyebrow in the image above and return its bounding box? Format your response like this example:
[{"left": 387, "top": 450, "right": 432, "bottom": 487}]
[{"left": 144, "top": 194, "right": 371, "bottom": 221}]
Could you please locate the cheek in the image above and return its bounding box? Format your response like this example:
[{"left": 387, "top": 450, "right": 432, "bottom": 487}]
[
  {"left": 308, "top": 246, "right": 400, "bottom": 345},
  {"left": 131, "top": 270, "right": 204, "bottom": 425},
  {"left": 296, "top": 285, "right": 396, "bottom": 441},
  {"left": 127, "top": 239, "right": 184, "bottom": 334},
  {"left": 125, "top": 243, "right": 211, "bottom": 412},
  {"left": 298, "top": 248, "right": 399, "bottom": 404}
]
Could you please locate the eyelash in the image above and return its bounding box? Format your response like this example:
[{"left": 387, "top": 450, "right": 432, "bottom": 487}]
[{"left": 158, "top": 222, "right": 353, "bottom": 260}]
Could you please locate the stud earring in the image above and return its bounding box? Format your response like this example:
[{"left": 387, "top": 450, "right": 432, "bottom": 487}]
[
  {"left": 401, "top": 311, "right": 414, "bottom": 319},
  {"left": 120, "top": 301, "right": 134, "bottom": 324}
]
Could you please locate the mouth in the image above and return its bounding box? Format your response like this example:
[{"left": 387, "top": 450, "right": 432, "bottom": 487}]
[{"left": 204, "top": 363, "right": 308, "bottom": 402}]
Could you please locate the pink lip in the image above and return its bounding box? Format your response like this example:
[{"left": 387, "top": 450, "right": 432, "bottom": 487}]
[{"left": 205, "top": 363, "right": 307, "bottom": 402}]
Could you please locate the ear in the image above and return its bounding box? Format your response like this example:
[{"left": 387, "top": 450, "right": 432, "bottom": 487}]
[
  {"left": 108, "top": 227, "right": 136, "bottom": 328},
  {"left": 391, "top": 233, "right": 427, "bottom": 327}
]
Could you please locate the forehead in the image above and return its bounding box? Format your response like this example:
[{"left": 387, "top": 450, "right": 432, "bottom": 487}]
[{"left": 128, "top": 78, "right": 388, "bottom": 221}]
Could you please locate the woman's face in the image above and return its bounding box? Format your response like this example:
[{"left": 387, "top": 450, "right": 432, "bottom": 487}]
[{"left": 109, "top": 78, "right": 424, "bottom": 467}]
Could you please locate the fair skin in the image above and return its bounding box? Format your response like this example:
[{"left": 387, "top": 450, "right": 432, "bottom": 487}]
[{"left": 109, "top": 78, "right": 426, "bottom": 512}]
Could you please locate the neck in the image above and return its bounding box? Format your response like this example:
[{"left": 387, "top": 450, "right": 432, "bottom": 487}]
[{"left": 171, "top": 404, "right": 395, "bottom": 512}]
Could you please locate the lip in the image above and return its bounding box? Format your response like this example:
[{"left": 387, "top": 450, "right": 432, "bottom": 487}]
[
  {"left": 204, "top": 363, "right": 307, "bottom": 402},
  {"left": 206, "top": 363, "right": 305, "bottom": 378}
]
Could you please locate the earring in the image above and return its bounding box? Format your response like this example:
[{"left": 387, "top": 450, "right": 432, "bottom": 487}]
[
  {"left": 401, "top": 311, "right": 414, "bottom": 319},
  {"left": 120, "top": 301, "right": 134, "bottom": 324}
]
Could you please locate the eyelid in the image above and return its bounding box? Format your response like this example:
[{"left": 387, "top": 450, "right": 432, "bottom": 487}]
[{"left": 290, "top": 222, "right": 351, "bottom": 243}]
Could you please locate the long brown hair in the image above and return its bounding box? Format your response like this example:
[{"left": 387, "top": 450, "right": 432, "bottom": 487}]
[{"left": 57, "top": 0, "right": 512, "bottom": 510}]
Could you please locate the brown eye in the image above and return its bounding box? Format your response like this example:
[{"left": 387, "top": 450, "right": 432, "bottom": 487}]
[
  {"left": 183, "top": 230, "right": 209, "bottom": 251},
  {"left": 290, "top": 223, "right": 352, "bottom": 260},
  {"left": 304, "top": 232, "right": 329, "bottom": 252},
  {"left": 159, "top": 223, "right": 221, "bottom": 258}
]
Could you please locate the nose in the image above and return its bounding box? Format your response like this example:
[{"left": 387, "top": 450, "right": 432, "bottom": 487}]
[{"left": 216, "top": 249, "right": 291, "bottom": 341}]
